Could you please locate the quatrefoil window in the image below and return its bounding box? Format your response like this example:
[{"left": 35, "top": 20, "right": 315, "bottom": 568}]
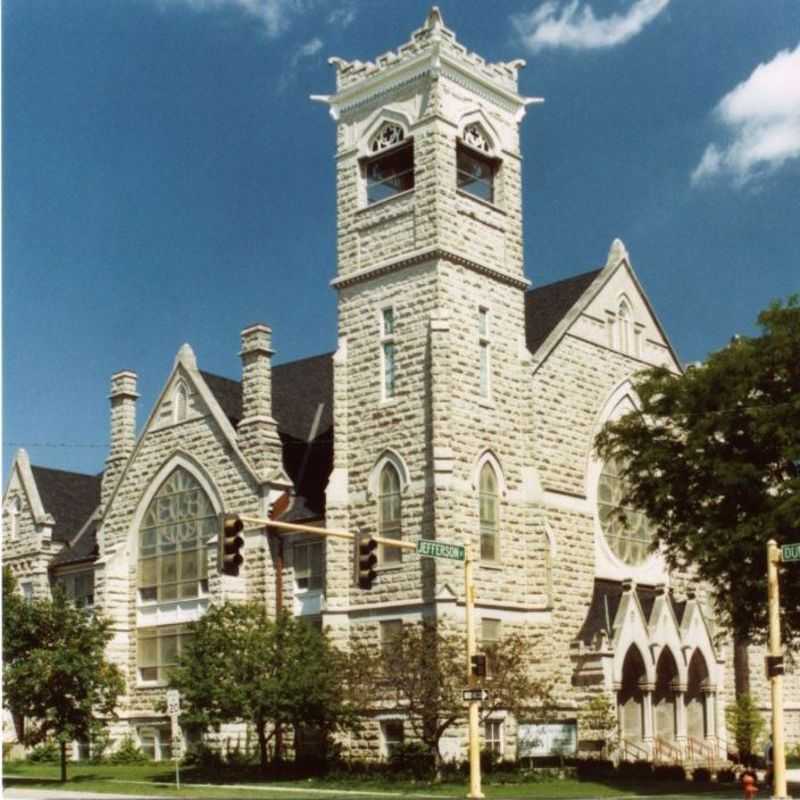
[
  {"left": 370, "top": 123, "right": 405, "bottom": 153},
  {"left": 463, "top": 124, "right": 491, "bottom": 153}
]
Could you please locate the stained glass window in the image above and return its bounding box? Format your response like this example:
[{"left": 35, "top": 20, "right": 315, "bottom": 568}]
[
  {"left": 597, "top": 458, "right": 653, "bottom": 565},
  {"left": 138, "top": 468, "right": 213, "bottom": 603}
]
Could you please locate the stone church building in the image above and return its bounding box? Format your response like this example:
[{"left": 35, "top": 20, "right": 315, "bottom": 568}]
[{"left": 4, "top": 9, "right": 798, "bottom": 763}]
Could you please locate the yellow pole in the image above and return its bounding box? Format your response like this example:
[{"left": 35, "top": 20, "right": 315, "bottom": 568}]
[
  {"left": 465, "top": 543, "right": 483, "bottom": 800},
  {"left": 767, "top": 540, "right": 787, "bottom": 799}
]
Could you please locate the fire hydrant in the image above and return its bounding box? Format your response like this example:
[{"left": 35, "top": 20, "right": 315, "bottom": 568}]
[{"left": 742, "top": 772, "right": 758, "bottom": 799}]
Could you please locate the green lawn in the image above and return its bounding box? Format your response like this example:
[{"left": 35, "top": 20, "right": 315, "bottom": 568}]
[{"left": 2, "top": 761, "right": 750, "bottom": 800}]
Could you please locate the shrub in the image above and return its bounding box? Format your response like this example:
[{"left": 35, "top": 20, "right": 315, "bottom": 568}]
[
  {"left": 28, "top": 740, "right": 60, "bottom": 762},
  {"left": 109, "top": 735, "right": 147, "bottom": 765},
  {"left": 575, "top": 758, "right": 616, "bottom": 779},
  {"left": 717, "top": 768, "right": 736, "bottom": 783},
  {"left": 653, "top": 764, "right": 686, "bottom": 782},
  {"left": 89, "top": 726, "right": 111, "bottom": 763},
  {"left": 618, "top": 759, "right": 653, "bottom": 779},
  {"left": 225, "top": 742, "right": 256, "bottom": 769},
  {"left": 182, "top": 741, "right": 224, "bottom": 769},
  {"left": 726, "top": 694, "right": 765, "bottom": 764},
  {"left": 387, "top": 741, "right": 434, "bottom": 780},
  {"left": 693, "top": 767, "right": 712, "bottom": 783}
]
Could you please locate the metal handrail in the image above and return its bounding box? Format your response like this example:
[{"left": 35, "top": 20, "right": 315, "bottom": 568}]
[
  {"left": 621, "top": 737, "right": 650, "bottom": 761},
  {"left": 654, "top": 736, "right": 683, "bottom": 764}
]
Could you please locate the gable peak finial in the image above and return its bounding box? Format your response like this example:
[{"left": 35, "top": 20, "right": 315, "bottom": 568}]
[
  {"left": 425, "top": 6, "right": 444, "bottom": 30},
  {"left": 175, "top": 343, "right": 197, "bottom": 370},
  {"left": 606, "top": 237, "right": 629, "bottom": 267}
]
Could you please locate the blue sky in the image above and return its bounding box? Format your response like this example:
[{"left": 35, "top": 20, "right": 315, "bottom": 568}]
[{"left": 3, "top": 0, "right": 799, "bottom": 478}]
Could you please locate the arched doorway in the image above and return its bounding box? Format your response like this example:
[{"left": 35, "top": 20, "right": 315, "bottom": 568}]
[
  {"left": 686, "top": 650, "right": 711, "bottom": 739},
  {"left": 618, "top": 646, "right": 647, "bottom": 742},
  {"left": 654, "top": 648, "right": 678, "bottom": 741}
]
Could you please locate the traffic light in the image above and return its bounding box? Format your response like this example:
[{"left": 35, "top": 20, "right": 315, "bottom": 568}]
[
  {"left": 219, "top": 513, "right": 244, "bottom": 576},
  {"left": 356, "top": 534, "right": 378, "bottom": 590},
  {"left": 471, "top": 654, "right": 487, "bottom": 678}
]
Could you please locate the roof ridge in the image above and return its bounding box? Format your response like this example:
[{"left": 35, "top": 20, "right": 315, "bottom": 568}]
[
  {"left": 31, "top": 464, "right": 101, "bottom": 481},
  {"left": 526, "top": 268, "right": 602, "bottom": 296},
  {"left": 201, "top": 351, "right": 336, "bottom": 387}
]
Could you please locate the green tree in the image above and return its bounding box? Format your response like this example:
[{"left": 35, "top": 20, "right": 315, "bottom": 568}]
[
  {"left": 168, "top": 602, "right": 358, "bottom": 771},
  {"left": 580, "top": 693, "right": 618, "bottom": 759},
  {"left": 2, "top": 571, "right": 124, "bottom": 782},
  {"left": 357, "top": 621, "right": 552, "bottom": 778},
  {"left": 725, "top": 694, "right": 765, "bottom": 765},
  {"left": 595, "top": 298, "right": 800, "bottom": 684}
]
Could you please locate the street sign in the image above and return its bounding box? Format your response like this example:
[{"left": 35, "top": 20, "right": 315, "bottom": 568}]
[
  {"left": 781, "top": 543, "right": 800, "bottom": 563},
  {"left": 463, "top": 688, "right": 488, "bottom": 703},
  {"left": 416, "top": 538, "right": 465, "bottom": 561},
  {"left": 166, "top": 689, "right": 180, "bottom": 717}
]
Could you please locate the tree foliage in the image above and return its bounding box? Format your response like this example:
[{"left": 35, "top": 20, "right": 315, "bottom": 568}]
[
  {"left": 725, "top": 694, "right": 765, "bottom": 764},
  {"left": 595, "top": 297, "right": 800, "bottom": 649},
  {"left": 168, "top": 602, "right": 358, "bottom": 770},
  {"left": 354, "top": 621, "right": 553, "bottom": 774},
  {"left": 2, "top": 569, "right": 124, "bottom": 781}
]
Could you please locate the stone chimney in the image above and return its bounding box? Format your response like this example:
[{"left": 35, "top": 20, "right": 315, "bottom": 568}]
[
  {"left": 238, "top": 324, "right": 281, "bottom": 479},
  {"left": 102, "top": 370, "right": 138, "bottom": 508}
]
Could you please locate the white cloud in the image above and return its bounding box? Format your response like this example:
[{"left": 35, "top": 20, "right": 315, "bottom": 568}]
[
  {"left": 278, "top": 36, "right": 324, "bottom": 91},
  {"left": 163, "top": 0, "right": 311, "bottom": 38},
  {"left": 513, "top": 0, "right": 670, "bottom": 52},
  {"left": 692, "top": 42, "right": 800, "bottom": 186},
  {"left": 327, "top": 3, "right": 356, "bottom": 28}
]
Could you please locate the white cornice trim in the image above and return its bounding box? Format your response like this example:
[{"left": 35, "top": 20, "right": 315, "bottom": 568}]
[{"left": 331, "top": 246, "right": 530, "bottom": 291}]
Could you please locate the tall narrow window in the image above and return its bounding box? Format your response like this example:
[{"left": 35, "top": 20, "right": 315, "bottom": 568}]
[
  {"left": 174, "top": 383, "right": 189, "bottom": 422},
  {"left": 379, "top": 463, "right": 402, "bottom": 564},
  {"left": 380, "top": 619, "right": 403, "bottom": 654},
  {"left": 479, "top": 463, "right": 498, "bottom": 561},
  {"left": 54, "top": 570, "right": 94, "bottom": 609},
  {"left": 381, "top": 720, "right": 404, "bottom": 759},
  {"left": 294, "top": 540, "right": 324, "bottom": 591},
  {"left": 481, "top": 617, "right": 501, "bottom": 676},
  {"left": 6, "top": 495, "right": 21, "bottom": 540},
  {"left": 365, "top": 124, "right": 414, "bottom": 205},
  {"left": 457, "top": 125, "right": 496, "bottom": 203},
  {"left": 381, "top": 307, "right": 396, "bottom": 400},
  {"left": 479, "top": 307, "right": 491, "bottom": 399},
  {"left": 618, "top": 300, "right": 631, "bottom": 354},
  {"left": 484, "top": 719, "right": 504, "bottom": 754}
]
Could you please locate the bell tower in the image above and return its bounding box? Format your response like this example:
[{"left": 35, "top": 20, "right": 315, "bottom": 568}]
[{"left": 314, "top": 8, "right": 544, "bottom": 619}]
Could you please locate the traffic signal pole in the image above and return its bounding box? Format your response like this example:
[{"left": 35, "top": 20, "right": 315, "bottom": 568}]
[
  {"left": 464, "top": 543, "right": 483, "bottom": 800},
  {"left": 766, "top": 540, "right": 788, "bottom": 800}
]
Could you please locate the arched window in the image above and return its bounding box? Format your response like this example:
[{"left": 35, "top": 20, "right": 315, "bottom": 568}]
[
  {"left": 479, "top": 463, "right": 498, "bottom": 561},
  {"left": 174, "top": 383, "right": 189, "bottom": 422},
  {"left": 365, "top": 123, "right": 414, "bottom": 205},
  {"left": 379, "top": 463, "right": 402, "bottom": 564},
  {"left": 137, "top": 467, "right": 214, "bottom": 683},
  {"left": 457, "top": 123, "right": 497, "bottom": 204},
  {"left": 597, "top": 457, "right": 653, "bottom": 566},
  {"left": 138, "top": 467, "right": 213, "bottom": 603}
]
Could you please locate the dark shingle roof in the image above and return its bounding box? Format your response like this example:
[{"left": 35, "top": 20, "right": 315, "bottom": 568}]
[
  {"left": 31, "top": 466, "right": 101, "bottom": 545},
  {"left": 50, "top": 521, "right": 99, "bottom": 567},
  {"left": 202, "top": 352, "right": 334, "bottom": 518},
  {"left": 525, "top": 269, "right": 602, "bottom": 355}
]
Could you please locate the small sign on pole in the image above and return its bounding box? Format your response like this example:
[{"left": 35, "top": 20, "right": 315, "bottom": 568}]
[
  {"left": 416, "top": 538, "right": 465, "bottom": 561},
  {"left": 781, "top": 543, "right": 800, "bottom": 563},
  {"left": 166, "top": 689, "right": 181, "bottom": 790},
  {"left": 463, "top": 688, "right": 488, "bottom": 703}
]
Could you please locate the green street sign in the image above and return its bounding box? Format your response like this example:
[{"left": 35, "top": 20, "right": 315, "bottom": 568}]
[
  {"left": 782, "top": 543, "right": 800, "bottom": 563},
  {"left": 416, "top": 538, "right": 465, "bottom": 561}
]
